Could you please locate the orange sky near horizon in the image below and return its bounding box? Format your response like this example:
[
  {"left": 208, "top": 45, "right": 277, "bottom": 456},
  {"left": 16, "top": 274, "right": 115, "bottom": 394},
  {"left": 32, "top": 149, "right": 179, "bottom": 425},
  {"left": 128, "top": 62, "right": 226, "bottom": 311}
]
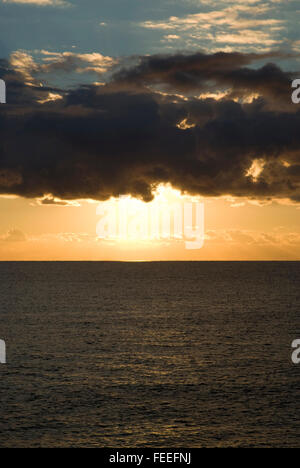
[{"left": 1, "top": 186, "right": 300, "bottom": 261}]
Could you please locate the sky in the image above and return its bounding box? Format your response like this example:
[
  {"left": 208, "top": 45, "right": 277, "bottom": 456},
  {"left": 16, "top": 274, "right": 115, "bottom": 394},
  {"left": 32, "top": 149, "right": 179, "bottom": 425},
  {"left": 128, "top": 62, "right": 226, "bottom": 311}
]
[{"left": 1, "top": 0, "right": 300, "bottom": 260}]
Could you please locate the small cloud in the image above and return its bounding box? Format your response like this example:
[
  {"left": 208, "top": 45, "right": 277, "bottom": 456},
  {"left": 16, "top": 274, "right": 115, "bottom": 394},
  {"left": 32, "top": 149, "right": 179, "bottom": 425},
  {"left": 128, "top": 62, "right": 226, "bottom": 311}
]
[
  {"left": 163, "top": 35, "right": 181, "bottom": 42},
  {"left": 246, "top": 159, "right": 265, "bottom": 182},
  {"left": 9, "top": 50, "right": 39, "bottom": 81},
  {"left": 231, "top": 202, "right": 245, "bottom": 208},
  {"left": 2, "top": 0, "right": 70, "bottom": 6},
  {"left": 177, "top": 118, "right": 196, "bottom": 130},
  {"left": 57, "top": 232, "right": 94, "bottom": 243},
  {"left": 36, "top": 196, "right": 81, "bottom": 206},
  {"left": 1, "top": 229, "right": 27, "bottom": 242},
  {"left": 38, "top": 92, "right": 63, "bottom": 104}
]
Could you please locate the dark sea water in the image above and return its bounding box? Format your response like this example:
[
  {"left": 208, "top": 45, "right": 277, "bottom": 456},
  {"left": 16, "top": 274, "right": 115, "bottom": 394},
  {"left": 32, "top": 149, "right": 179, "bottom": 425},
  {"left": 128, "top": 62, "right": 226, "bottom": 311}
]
[{"left": 0, "top": 262, "right": 299, "bottom": 448}]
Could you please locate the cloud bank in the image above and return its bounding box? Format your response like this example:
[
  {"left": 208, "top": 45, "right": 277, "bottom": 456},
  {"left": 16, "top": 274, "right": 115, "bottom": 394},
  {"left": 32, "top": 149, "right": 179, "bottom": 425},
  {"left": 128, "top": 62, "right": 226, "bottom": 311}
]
[{"left": 1, "top": 51, "right": 300, "bottom": 203}]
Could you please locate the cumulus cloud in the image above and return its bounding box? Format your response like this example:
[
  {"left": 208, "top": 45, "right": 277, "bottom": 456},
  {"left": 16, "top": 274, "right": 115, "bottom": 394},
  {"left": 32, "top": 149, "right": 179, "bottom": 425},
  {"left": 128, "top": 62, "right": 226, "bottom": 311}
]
[
  {"left": 0, "top": 51, "right": 300, "bottom": 204},
  {"left": 139, "top": 1, "right": 298, "bottom": 52},
  {"left": 38, "top": 50, "right": 117, "bottom": 74},
  {"left": 9, "top": 50, "right": 117, "bottom": 81}
]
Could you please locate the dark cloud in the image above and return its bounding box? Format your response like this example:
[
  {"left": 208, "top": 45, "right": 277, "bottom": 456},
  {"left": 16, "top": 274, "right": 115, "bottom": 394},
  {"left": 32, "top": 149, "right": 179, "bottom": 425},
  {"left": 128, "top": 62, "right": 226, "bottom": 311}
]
[
  {"left": 38, "top": 196, "right": 75, "bottom": 206},
  {"left": 1, "top": 51, "right": 300, "bottom": 203},
  {"left": 113, "top": 51, "right": 297, "bottom": 107}
]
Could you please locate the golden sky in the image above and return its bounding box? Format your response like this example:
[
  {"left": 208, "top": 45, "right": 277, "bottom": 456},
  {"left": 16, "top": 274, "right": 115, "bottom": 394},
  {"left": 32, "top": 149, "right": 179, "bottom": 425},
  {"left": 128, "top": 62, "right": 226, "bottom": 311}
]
[
  {"left": 1, "top": 188, "right": 300, "bottom": 260},
  {"left": 1, "top": 0, "right": 300, "bottom": 260}
]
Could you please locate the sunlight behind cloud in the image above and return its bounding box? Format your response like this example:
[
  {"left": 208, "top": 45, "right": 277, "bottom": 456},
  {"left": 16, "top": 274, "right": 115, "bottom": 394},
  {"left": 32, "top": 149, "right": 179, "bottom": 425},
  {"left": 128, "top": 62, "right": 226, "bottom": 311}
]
[
  {"left": 96, "top": 185, "right": 204, "bottom": 249},
  {"left": 246, "top": 159, "right": 265, "bottom": 182}
]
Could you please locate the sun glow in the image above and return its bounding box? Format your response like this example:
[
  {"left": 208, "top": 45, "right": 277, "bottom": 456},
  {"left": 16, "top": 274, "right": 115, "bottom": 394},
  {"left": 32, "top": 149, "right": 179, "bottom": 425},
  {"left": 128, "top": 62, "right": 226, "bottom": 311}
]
[
  {"left": 96, "top": 184, "right": 204, "bottom": 247},
  {"left": 246, "top": 159, "right": 265, "bottom": 182}
]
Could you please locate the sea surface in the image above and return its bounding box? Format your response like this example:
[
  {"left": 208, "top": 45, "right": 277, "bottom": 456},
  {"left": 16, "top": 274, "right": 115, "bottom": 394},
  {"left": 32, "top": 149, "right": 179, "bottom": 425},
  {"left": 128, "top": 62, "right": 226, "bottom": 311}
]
[{"left": 0, "top": 262, "right": 299, "bottom": 448}]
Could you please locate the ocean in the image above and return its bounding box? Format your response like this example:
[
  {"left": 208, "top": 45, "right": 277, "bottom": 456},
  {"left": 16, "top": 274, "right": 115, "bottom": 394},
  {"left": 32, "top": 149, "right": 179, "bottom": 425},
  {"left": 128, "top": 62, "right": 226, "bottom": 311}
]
[{"left": 0, "top": 262, "right": 299, "bottom": 448}]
